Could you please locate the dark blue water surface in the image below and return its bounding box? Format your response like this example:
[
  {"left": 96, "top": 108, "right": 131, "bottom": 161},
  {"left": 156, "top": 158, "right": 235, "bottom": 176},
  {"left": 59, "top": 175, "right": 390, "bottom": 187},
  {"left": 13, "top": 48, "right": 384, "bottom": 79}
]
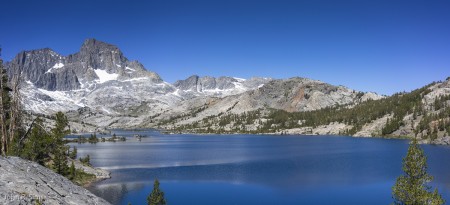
[{"left": 71, "top": 130, "right": 450, "bottom": 205}]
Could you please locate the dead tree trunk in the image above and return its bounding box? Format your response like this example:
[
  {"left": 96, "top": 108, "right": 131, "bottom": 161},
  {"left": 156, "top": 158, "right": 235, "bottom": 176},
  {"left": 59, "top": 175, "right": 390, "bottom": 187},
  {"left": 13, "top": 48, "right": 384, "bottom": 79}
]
[
  {"left": 8, "top": 66, "right": 22, "bottom": 151},
  {"left": 0, "top": 54, "right": 8, "bottom": 156}
]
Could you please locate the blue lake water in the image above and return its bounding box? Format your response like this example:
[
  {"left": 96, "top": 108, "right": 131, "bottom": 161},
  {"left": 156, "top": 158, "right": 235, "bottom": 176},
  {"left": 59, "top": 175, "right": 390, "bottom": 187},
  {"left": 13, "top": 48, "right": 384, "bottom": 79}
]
[{"left": 71, "top": 130, "right": 450, "bottom": 205}]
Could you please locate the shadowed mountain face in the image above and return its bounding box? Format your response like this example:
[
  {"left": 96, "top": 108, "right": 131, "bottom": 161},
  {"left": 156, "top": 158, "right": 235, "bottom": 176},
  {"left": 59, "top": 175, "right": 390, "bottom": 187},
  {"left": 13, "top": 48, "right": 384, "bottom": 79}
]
[
  {"left": 174, "top": 75, "right": 239, "bottom": 91},
  {"left": 7, "top": 48, "right": 81, "bottom": 91}
]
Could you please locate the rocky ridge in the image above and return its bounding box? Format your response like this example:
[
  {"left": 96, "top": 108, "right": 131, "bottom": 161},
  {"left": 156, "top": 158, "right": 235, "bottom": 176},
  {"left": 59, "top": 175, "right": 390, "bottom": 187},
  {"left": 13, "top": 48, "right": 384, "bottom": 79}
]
[
  {"left": 164, "top": 78, "right": 450, "bottom": 145},
  {"left": 7, "top": 39, "right": 161, "bottom": 91},
  {"left": 174, "top": 75, "right": 271, "bottom": 97}
]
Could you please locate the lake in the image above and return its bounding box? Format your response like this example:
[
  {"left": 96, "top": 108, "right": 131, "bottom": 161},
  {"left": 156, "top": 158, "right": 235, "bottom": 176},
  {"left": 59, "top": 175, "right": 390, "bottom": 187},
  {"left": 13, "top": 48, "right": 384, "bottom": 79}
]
[{"left": 71, "top": 130, "right": 450, "bottom": 205}]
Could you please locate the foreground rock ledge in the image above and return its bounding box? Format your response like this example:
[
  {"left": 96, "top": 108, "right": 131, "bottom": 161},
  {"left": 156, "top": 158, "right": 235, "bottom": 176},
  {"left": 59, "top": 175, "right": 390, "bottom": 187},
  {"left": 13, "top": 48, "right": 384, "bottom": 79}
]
[{"left": 0, "top": 156, "right": 111, "bottom": 205}]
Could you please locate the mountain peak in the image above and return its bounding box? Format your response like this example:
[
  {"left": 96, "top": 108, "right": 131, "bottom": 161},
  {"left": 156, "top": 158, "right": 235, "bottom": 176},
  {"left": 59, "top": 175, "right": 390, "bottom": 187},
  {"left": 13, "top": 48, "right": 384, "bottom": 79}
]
[
  {"left": 6, "top": 39, "right": 163, "bottom": 91},
  {"left": 80, "top": 38, "right": 120, "bottom": 53}
]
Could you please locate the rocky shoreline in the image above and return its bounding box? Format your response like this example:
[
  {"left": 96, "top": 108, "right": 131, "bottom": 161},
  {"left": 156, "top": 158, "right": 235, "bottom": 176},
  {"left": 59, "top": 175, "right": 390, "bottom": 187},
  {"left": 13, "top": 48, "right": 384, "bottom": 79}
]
[
  {"left": 69, "top": 158, "right": 111, "bottom": 187},
  {"left": 0, "top": 156, "right": 111, "bottom": 205},
  {"left": 163, "top": 128, "right": 450, "bottom": 146}
]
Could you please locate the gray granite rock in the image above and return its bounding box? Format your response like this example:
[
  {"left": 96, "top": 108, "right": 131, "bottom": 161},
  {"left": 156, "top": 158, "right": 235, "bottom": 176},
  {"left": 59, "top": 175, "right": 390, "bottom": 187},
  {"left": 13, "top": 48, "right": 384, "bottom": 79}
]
[
  {"left": 174, "top": 75, "right": 271, "bottom": 95},
  {"left": 5, "top": 39, "right": 161, "bottom": 91},
  {"left": 0, "top": 156, "right": 110, "bottom": 205},
  {"left": 70, "top": 158, "right": 110, "bottom": 180}
]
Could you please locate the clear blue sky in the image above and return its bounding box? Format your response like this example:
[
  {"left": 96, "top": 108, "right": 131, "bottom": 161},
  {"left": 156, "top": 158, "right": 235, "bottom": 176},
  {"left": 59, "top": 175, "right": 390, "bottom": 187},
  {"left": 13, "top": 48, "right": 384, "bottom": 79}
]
[{"left": 1, "top": 0, "right": 449, "bottom": 95}]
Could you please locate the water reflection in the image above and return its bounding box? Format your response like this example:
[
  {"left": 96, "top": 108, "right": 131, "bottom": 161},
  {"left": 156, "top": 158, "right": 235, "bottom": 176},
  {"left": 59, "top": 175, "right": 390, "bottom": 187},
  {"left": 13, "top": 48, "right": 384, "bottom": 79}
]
[{"left": 70, "top": 131, "right": 450, "bottom": 205}]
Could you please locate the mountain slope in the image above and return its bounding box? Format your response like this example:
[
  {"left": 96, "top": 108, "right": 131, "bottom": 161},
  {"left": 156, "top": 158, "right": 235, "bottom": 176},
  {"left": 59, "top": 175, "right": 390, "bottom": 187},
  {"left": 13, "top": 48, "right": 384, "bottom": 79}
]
[
  {"left": 6, "top": 39, "right": 176, "bottom": 118},
  {"left": 167, "top": 78, "right": 450, "bottom": 145},
  {"left": 154, "top": 77, "right": 383, "bottom": 128}
]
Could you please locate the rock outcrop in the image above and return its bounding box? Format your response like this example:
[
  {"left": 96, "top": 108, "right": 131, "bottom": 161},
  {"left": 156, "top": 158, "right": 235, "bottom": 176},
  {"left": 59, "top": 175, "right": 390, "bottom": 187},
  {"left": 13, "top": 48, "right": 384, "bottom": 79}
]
[
  {"left": 238, "top": 77, "right": 382, "bottom": 112},
  {"left": 0, "top": 156, "right": 111, "bottom": 205},
  {"left": 6, "top": 48, "right": 81, "bottom": 91},
  {"left": 70, "top": 158, "right": 110, "bottom": 180}
]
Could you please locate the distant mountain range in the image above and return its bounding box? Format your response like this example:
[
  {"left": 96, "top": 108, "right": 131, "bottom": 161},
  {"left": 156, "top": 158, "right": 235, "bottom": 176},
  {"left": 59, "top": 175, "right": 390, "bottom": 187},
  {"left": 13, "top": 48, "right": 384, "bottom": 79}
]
[
  {"left": 5, "top": 39, "right": 450, "bottom": 144},
  {"left": 5, "top": 39, "right": 270, "bottom": 116}
]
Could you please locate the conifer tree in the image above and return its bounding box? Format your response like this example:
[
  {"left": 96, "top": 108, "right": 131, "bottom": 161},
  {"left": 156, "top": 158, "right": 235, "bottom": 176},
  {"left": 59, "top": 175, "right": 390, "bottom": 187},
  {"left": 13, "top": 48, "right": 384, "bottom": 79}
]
[
  {"left": 0, "top": 49, "right": 12, "bottom": 155},
  {"left": 53, "top": 146, "right": 68, "bottom": 175},
  {"left": 70, "top": 146, "right": 77, "bottom": 159},
  {"left": 21, "top": 117, "right": 52, "bottom": 165},
  {"left": 68, "top": 161, "right": 76, "bottom": 180},
  {"left": 0, "top": 48, "right": 23, "bottom": 156},
  {"left": 392, "top": 139, "right": 444, "bottom": 205},
  {"left": 89, "top": 133, "right": 98, "bottom": 143},
  {"left": 147, "top": 179, "right": 166, "bottom": 205},
  {"left": 51, "top": 112, "right": 70, "bottom": 175},
  {"left": 79, "top": 154, "right": 91, "bottom": 166}
]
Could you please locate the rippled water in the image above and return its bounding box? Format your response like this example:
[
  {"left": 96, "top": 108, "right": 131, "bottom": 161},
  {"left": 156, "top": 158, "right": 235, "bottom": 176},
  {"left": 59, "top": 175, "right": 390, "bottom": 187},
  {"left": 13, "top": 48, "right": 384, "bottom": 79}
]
[{"left": 70, "top": 130, "right": 450, "bottom": 205}]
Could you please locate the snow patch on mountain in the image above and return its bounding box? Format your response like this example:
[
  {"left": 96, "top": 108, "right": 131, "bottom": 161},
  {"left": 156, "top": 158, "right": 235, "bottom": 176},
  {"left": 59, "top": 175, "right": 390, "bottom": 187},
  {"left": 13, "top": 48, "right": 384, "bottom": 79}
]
[
  {"left": 233, "top": 77, "right": 246, "bottom": 82},
  {"left": 45, "top": 62, "right": 64, "bottom": 73},
  {"left": 53, "top": 62, "right": 64, "bottom": 69},
  {"left": 120, "top": 77, "right": 150, "bottom": 82},
  {"left": 232, "top": 81, "right": 246, "bottom": 91},
  {"left": 94, "top": 69, "right": 119, "bottom": 83},
  {"left": 125, "top": 66, "right": 136, "bottom": 71},
  {"left": 38, "top": 89, "right": 74, "bottom": 104}
]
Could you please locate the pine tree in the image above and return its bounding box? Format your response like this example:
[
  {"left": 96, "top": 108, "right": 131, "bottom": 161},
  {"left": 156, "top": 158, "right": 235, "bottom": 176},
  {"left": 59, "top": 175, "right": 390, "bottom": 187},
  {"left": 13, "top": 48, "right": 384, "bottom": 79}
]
[
  {"left": 80, "top": 154, "right": 91, "bottom": 166},
  {"left": 0, "top": 48, "right": 23, "bottom": 156},
  {"left": 52, "top": 112, "right": 70, "bottom": 139},
  {"left": 431, "top": 126, "right": 438, "bottom": 141},
  {"left": 392, "top": 139, "right": 444, "bottom": 205},
  {"left": 147, "top": 179, "right": 166, "bottom": 205},
  {"left": 0, "top": 49, "right": 12, "bottom": 155},
  {"left": 51, "top": 112, "right": 70, "bottom": 175},
  {"left": 68, "top": 161, "right": 76, "bottom": 180},
  {"left": 21, "top": 117, "right": 52, "bottom": 165},
  {"left": 53, "top": 146, "right": 68, "bottom": 175},
  {"left": 70, "top": 146, "right": 77, "bottom": 159},
  {"left": 88, "top": 133, "right": 98, "bottom": 144}
]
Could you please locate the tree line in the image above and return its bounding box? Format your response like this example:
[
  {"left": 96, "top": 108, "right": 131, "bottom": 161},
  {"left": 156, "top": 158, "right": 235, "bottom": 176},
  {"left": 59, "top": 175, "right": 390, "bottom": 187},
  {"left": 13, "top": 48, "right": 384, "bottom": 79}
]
[{"left": 171, "top": 81, "right": 450, "bottom": 141}]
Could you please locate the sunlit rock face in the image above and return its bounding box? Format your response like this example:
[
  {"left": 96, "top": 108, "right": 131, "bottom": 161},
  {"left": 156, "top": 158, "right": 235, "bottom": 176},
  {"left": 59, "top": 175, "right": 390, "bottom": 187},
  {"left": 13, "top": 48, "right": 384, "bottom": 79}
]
[
  {"left": 5, "top": 39, "right": 175, "bottom": 119},
  {"left": 0, "top": 156, "right": 111, "bottom": 205},
  {"left": 174, "top": 75, "right": 272, "bottom": 97}
]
